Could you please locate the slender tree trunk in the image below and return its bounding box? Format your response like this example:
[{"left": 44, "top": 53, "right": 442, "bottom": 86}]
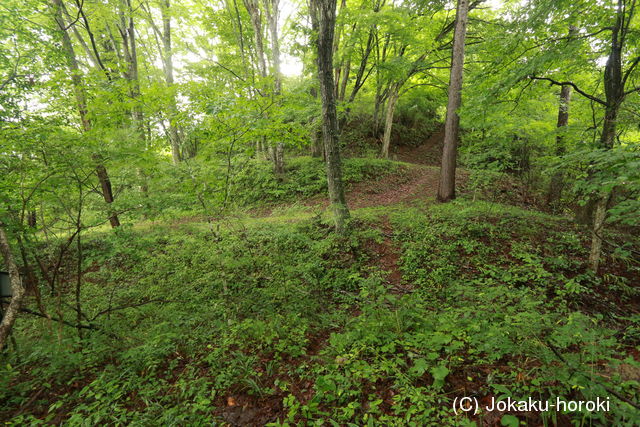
[
  {"left": 547, "top": 85, "right": 572, "bottom": 207},
  {"left": 338, "top": 58, "right": 350, "bottom": 101},
  {"left": 0, "top": 226, "right": 26, "bottom": 350},
  {"left": 373, "top": 89, "right": 384, "bottom": 138},
  {"left": 52, "top": 0, "right": 120, "bottom": 227},
  {"left": 311, "top": 126, "right": 324, "bottom": 158},
  {"left": 162, "top": 0, "right": 182, "bottom": 164},
  {"left": 118, "top": 0, "right": 143, "bottom": 131},
  {"left": 244, "top": 0, "right": 267, "bottom": 78},
  {"left": 332, "top": 0, "right": 347, "bottom": 99},
  {"left": 588, "top": 103, "right": 620, "bottom": 271},
  {"left": 264, "top": 0, "right": 285, "bottom": 174},
  {"left": 27, "top": 210, "right": 36, "bottom": 228},
  {"left": 588, "top": 1, "right": 624, "bottom": 272},
  {"left": 380, "top": 84, "right": 399, "bottom": 158},
  {"left": 437, "top": 0, "right": 469, "bottom": 202},
  {"left": 309, "top": 84, "right": 324, "bottom": 158},
  {"left": 589, "top": 193, "right": 610, "bottom": 272},
  {"left": 311, "top": 0, "right": 349, "bottom": 232}
]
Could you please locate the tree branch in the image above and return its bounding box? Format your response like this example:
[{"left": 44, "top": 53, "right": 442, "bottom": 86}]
[
  {"left": 622, "top": 55, "right": 640, "bottom": 88},
  {"left": 529, "top": 75, "right": 607, "bottom": 106}
]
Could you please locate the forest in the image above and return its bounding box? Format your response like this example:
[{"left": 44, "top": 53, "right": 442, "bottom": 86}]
[{"left": 0, "top": 0, "right": 639, "bottom": 424}]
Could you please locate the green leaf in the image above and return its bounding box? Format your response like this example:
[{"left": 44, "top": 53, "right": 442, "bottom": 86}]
[
  {"left": 500, "top": 414, "right": 520, "bottom": 427},
  {"left": 430, "top": 365, "right": 450, "bottom": 389}
]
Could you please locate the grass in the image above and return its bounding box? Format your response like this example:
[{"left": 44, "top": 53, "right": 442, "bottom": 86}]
[{"left": 1, "top": 159, "right": 639, "bottom": 426}]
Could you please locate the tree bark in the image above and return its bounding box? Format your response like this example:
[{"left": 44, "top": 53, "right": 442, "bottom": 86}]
[
  {"left": 118, "top": 0, "right": 144, "bottom": 133},
  {"left": 437, "top": 0, "right": 469, "bottom": 202},
  {"left": 311, "top": 126, "right": 324, "bottom": 158},
  {"left": 311, "top": 0, "right": 349, "bottom": 232},
  {"left": 264, "top": 0, "right": 285, "bottom": 174},
  {"left": 588, "top": 0, "right": 625, "bottom": 272},
  {"left": 0, "top": 226, "right": 26, "bottom": 350},
  {"left": 52, "top": 0, "right": 120, "bottom": 227},
  {"left": 309, "top": 79, "right": 324, "bottom": 158},
  {"left": 244, "top": 0, "right": 267, "bottom": 78},
  {"left": 547, "top": 85, "right": 572, "bottom": 207},
  {"left": 380, "top": 83, "right": 399, "bottom": 158},
  {"left": 162, "top": 0, "right": 182, "bottom": 164},
  {"left": 589, "top": 194, "right": 610, "bottom": 272}
]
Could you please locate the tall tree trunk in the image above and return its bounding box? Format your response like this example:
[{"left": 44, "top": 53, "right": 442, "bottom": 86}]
[
  {"left": 244, "top": 0, "right": 267, "bottom": 78},
  {"left": 311, "top": 0, "right": 349, "bottom": 232},
  {"left": 373, "top": 88, "right": 384, "bottom": 139},
  {"left": 547, "top": 85, "right": 572, "bottom": 207},
  {"left": 311, "top": 125, "right": 324, "bottom": 158},
  {"left": 0, "top": 226, "right": 26, "bottom": 350},
  {"left": 119, "top": 0, "right": 144, "bottom": 133},
  {"left": 264, "top": 0, "right": 285, "bottom": 174},
  {"left": 332, "top": 0, "right": 347, "bottom": 99},
  {"left": 588, "top": 1, "right": 625, "bottom": 272},
  {"left": 162, "top": 0, "right": 182, "bottom": 164},
  {"left": 338, "top": 58, "right": 350, "bottom": 101},
  {"left": 380, "top": 83, "right": 399, "bottom": 158},
  {"left": 27, "top": 210, "right": 37, "bottom": 228},
  {"left": 309, "top": 78, "right": 324, "bottom": 158},
  {"left": 437, "top": 0, "right": 469, "bottom": 202},
  {"left": 52, "top": 0, "right": 120, "bottom": 227}
]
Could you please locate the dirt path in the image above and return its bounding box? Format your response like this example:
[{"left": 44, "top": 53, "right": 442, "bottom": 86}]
[
  {"left": 306, "top": 165, "right": 444, "bottom": 211},
  {"left": 346, "top": 166, "right": 440, "bottom": 208},
  {"left": 395, "top": 125, "right": 445, "bottom": 166},
  {"left": 328, "top": 126, "right": 448, "bottom": 209}
]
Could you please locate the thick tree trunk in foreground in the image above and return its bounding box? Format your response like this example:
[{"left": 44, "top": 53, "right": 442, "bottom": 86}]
[
  {"left": 311, "top": 0, "right": 349, "bottom": 232},
  {"left": 437, "top": 0, "right": 469, "bottom": 202},
  {"left": 547, "top": 85, "right": 572, "bottom": 207},
  {"left": 53, "top": 0, "right": 120, "bottom": 227},
  {"left": 0, "top": 226, "right": 26, "bottom": 350},
  {"left": 380, "top": 83, "right": 399, "bottom": 158}
]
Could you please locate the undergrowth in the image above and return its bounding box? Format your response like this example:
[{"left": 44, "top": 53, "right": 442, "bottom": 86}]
[{"left": 1, "top": 201, "right": 638, "bottom": 426}]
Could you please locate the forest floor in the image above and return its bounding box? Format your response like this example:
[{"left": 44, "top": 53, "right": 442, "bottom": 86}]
[
  {"left": 306, "top": 164, "right": 456, "bottom": 210},
  {"left": 2, "top": 142, "right": 639, "bottom": 426},
  {"left": 395, "top": 125, "right": 445, "bottom": 166}
]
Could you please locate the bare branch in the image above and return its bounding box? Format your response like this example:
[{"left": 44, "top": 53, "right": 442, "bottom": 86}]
[{"left": 529, "top": 75, "right": 607, "bottom": 106}]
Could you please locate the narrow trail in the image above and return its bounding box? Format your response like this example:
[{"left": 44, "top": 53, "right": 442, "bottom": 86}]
[
  {"left": 324, "top": 127, "right": 449, "bottom": 209},
  {"left": 395, "top": 125, "right": 445, "bottom": 166},
  {"left": 221, "top": 134, "right": 450, "bottom": 425},
  {"left": 344, "top": 165, "right": 441, "bottom": 209},
  {"left": 307, "top": 163, "right": 467, "bottom": 211},
  {"left": 365, "top": 215, "right": 415, "bottom": 294}
]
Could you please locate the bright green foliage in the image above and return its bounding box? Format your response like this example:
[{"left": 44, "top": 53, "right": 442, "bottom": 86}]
[
  {"left": 2, "top": 200, "right": 637, "bottom": 425},
  {"left": 1, "top": 0, "right": 639, "bottom": 424}
]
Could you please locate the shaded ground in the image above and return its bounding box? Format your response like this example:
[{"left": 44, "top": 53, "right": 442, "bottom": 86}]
[
  {"left": 307, "top": 164, "right": 468, "bottom": 211},
  {"left": 395, "top": 125, "right": 445, "bottom": 166}
]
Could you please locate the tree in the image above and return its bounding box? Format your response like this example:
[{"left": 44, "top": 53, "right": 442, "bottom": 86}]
[
  {"left": 547, "top": 84, "right": 572, "bottom": 207},
  {"left": 0, "top": 226, "right": 25, "bottom": 350},
  {"left": 264, "top": 0, "right": 285, "bottom": 174},
  {"left": 437, "top": 0, "right": 470, "bottom": 202},
  {"left": 52, "top": 0, "right": 121, "bottom": 228},
  {"left": 142, "top": 0, "right": 183, "bottom": 163},
  {"left": 310, "top": 0, "right": 350, "bottom": 232},
  {"left": 529, "top": 0, "right": 639, "bottom": 271}
]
